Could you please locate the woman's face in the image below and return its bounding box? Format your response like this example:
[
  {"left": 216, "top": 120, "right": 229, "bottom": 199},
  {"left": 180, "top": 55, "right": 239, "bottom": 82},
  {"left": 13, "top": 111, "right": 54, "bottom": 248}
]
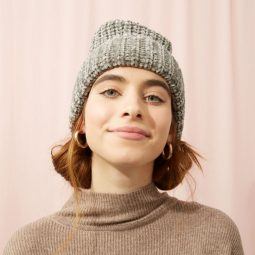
[{"left": 82, "top": 66, "right": 172, "bottom": 169}]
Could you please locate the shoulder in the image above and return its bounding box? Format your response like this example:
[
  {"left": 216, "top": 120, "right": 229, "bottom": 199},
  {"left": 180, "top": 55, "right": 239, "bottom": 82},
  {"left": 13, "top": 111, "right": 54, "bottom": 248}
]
[
  {"left": 169, "top": 196, "right": 240, "bottom": 229},
  {"left": 191, "top": 200, "right": 241, "bottom": 235},
  {"left": 168, "top": 197, "right": 244, "bottom": 253},
  {"left": 194, "top": 201, "right": 244, "bottom": 253},
  {"left": 2, "top": 214, "right": 59, "bottom": 255},
  {"left": 173, "top": 197, "right": 240, "bottom": 233}
]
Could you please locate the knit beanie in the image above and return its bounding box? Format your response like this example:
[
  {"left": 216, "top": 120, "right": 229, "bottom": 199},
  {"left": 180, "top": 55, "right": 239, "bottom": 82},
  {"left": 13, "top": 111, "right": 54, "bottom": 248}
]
[{"left": 69, "top": 19, "right": 185, "bottom": 140}]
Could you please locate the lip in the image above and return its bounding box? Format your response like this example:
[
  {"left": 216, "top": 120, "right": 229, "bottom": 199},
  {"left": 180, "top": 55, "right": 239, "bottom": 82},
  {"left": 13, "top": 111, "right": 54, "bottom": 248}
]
[
  {"left": 108, "top": 126, "right": 151, "bottom": 137},
  {"left": 111, "top": 131, "right": 147, "bottom": 140}
]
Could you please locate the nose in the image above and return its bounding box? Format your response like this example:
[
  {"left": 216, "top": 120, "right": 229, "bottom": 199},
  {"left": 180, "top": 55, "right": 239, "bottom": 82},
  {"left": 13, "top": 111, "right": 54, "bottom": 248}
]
[
  {"left": 122, "top": 92, "right": 144, "bottom": 119},
  {"left": 123, "top": 110, "right": 142, "bottom": 119}
]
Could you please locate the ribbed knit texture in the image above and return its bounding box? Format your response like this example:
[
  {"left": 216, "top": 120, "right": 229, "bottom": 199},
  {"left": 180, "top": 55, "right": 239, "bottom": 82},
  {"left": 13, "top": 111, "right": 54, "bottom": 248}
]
[
  {"left": 69, "top": 19, "right": 185, "bottom": 140},
  {"left": 3, "top": 182, "right": 244, "bottom": 254}
]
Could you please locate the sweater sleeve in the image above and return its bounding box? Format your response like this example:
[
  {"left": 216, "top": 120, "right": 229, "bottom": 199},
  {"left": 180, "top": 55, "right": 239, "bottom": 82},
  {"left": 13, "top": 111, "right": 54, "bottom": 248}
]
[
  {"left": 2, "top": 227, "right": 33, "bottom": 255},
  {"left": 211, "top": 208, "right": 245, "bottom": 255},
  {"left": 2, "top": 217, "right": 52, "bottom": 255},
  {"left": 194, "top": 202, "right": 245, "bottom": 255},
  {"left": 227, "top": 217, "right": 245, "bottom": 255}
]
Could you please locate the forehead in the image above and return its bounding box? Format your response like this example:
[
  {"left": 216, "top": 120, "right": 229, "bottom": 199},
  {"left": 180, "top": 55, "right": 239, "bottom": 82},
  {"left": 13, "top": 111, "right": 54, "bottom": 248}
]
[{"left": 97, "top": 66, "right": 167, "bottom": 81}]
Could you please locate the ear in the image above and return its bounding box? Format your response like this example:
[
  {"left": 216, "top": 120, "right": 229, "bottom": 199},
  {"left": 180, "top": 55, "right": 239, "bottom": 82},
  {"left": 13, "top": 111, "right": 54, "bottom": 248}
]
[
  {"left": 80, "top": 109, "right": 86, "bottom": 132},
  {"left": 167, "top": 134, "right": 172, "bottom": 143},
  {"left": 79, "top": 118, "right": 85, "bottom": 133},
  {"left": 82, "top": 122, "right": 86, "bottom": 133}
]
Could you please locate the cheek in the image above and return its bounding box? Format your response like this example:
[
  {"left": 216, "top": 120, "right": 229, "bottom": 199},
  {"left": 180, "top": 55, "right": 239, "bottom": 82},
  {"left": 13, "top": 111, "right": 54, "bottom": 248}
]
[
  {"left": 84, "top": 95, "right": 114, "bottom": 131},
  {"left": 149, "top": 107, "right": 172, "bottom": 133}
]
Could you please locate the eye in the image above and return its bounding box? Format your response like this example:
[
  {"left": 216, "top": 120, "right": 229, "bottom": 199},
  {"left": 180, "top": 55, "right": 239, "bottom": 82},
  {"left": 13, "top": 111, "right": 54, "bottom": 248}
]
[
  {"left": 100, "top": 88, "right": 120, "bottom": 97},
  {"left": 145, "top": 95, "right": 164, "bottom": 103},
  {"left": 100, "top": 88, "right": 164, "bottom": 103}
]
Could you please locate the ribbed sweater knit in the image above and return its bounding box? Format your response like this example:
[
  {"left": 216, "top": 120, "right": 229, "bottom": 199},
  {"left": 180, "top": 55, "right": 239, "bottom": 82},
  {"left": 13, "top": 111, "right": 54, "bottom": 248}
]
[{"left": 3, "top": 182, "right": 244, "bottom": 255}]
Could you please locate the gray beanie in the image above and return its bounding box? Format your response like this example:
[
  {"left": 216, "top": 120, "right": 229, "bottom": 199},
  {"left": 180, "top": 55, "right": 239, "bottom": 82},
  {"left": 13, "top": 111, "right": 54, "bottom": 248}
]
[{"left": 69, "top": 19, "right": 185, "bottom": 140}]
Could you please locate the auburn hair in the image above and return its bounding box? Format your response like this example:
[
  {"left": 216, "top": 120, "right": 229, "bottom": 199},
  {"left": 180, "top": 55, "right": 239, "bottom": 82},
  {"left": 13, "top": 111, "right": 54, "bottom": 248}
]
[{"left": 49, "top": 95, "right": 205, "bottom": 254}]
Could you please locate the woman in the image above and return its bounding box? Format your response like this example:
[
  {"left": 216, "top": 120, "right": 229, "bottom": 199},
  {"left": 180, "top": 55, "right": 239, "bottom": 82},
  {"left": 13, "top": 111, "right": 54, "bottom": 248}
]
[{"left": 3, "top": 19, "right": 244, "bottom": 255}]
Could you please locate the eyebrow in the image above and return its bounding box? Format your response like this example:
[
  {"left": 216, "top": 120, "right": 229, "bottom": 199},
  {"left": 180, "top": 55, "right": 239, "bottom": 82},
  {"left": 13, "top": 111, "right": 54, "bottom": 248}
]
[{"left": 93, "top": 74, "right": 171, "bottom": 96}]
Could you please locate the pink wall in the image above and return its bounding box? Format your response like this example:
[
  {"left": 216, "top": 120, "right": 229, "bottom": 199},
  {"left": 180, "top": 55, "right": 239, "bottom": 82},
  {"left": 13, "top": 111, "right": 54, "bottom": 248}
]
[{"left": 1, "top": 0, "right": 254, "bottom": 253}]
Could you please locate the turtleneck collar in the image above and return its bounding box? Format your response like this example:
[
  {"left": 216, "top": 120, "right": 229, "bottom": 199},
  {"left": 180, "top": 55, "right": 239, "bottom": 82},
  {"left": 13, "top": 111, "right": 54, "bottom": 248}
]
[{"left": 52, "top": 182, "right": 177, "bottom": 231}]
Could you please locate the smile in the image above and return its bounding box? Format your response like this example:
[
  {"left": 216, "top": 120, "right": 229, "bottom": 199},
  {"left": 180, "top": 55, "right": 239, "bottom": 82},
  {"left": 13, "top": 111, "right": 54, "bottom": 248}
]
[{"left": 109, "top": 131, "right": 148, "bottom": 140}]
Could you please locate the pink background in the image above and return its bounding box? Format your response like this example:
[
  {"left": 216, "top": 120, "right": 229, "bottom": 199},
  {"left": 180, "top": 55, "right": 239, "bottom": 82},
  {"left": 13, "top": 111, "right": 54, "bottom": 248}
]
[{"left": 1, "top": 0, "right": 254, "bottom": 253}]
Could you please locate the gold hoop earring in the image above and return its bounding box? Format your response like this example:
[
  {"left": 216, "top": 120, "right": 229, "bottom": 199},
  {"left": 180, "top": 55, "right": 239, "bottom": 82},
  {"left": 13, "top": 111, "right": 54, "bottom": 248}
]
[
  {"left": 162, "top": 143, "right": 173, "bottom": 160},
  {"left": 74, "top": 130, "right": 88, "bottom": 149}
]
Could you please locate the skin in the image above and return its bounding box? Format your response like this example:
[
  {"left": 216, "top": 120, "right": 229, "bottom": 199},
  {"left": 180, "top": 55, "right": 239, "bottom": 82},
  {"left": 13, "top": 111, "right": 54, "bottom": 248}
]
[{"left": 81, "top": 67, "right": 172, "bottom": 194}]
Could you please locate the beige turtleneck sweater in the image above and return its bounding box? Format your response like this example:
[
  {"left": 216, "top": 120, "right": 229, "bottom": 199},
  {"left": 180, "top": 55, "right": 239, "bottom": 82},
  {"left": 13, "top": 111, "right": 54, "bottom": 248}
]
[{"left": 3, "top": 182, "right": 244, "bottom": 254}]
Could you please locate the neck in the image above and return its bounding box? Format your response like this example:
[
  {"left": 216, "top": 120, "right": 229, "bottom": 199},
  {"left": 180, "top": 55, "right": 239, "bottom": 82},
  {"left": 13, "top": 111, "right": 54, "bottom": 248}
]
[{"left": 89, "top": 154, "right": 154, "bottom": 194}]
